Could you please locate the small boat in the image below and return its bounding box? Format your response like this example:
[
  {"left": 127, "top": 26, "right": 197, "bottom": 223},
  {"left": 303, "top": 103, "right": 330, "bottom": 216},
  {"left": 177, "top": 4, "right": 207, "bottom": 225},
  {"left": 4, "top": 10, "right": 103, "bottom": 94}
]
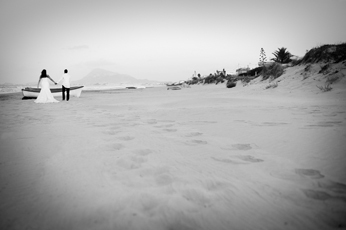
[
  {"left": 126, "top": 86, "right": 137, "bottom": 89},
  {"left": 22, "top": 86, "right": 84, "bottom": 98},
  {"left": 167, "top": 85, "right": 182, "bottom": 90}
]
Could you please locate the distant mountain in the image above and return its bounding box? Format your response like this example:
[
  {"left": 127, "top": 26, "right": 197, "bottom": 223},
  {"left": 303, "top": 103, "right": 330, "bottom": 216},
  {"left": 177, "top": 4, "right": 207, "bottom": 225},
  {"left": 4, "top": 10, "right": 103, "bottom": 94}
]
[{"left": 74, "top": 68, "right": 160, "bottom": 85}]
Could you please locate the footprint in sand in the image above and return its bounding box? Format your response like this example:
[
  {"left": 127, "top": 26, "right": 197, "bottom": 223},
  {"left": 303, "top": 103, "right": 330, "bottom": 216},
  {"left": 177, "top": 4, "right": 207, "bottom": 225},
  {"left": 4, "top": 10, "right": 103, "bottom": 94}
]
[
  {"left": 133, "top": 149, "right": 152, "bottom": 156},
  {"left": 261, "top": 122, "right": 289, "bottom": 126},
  {"left": 117, "top": 136, "right": 135, "bottom": 141},
  {"left": 158, "top": 120, "right": 175, "bottom": 123},
  {"left": 302, "top": 189, "right": 332, "bottom": 201},
  {"left": 116, "top": 159, "right": 141, "bottom": 170},
  {"left": 138, "top": 166, "right": 174, "bottom": 186},
  {"left": 185, "top": 132, "right": 203, "bottom": 137},
  {"left": 145, "top": 119, "right": 157, "bottom": 124},
  {"left": 155, "top": 174, "right": 174, "bottom": 186},
  {"left": 138, "top": 193, "right": 160, "bottom": 213},
  {"left": 93, "top": 123, "right": 109, "bottom": 127},
  {"left": 130, "top": 156, "right": 147, "bottom": 164},
  {"left": 181, "top": 188, "right": 212, "bottom": 208},
  {"left": 295, "top": 168, "right": 325, "bottom": 179},
  {"left": 197, "top": 121, "right": 217, "bottom": 124},
  {"left": 318, "top": 181, "right": 346, "bottom": 194},
  {"left": 202, "top": 179, "right": 234, "bottom": 192},
  {"left": 103, "top": 130, "right": 118, "bottom": 135},
  {"left": 109, "top": 126, "right": 121, "bottom": 130},
  {"left": 237, "top": 155, "right": 264, "bottom": 163},
  {"left": 155, "top": 124, "right": 174, "bottom": 128},
  {"left": 106, "top": 143, "right": 125, "bottom": 151},
  {"left": 304, "top": 187, "right": 346, "bottom": 203},
  {"left": 162, "top": 128, "right": 177, "bottom": 132},
  {"left": 211, "top": 157, "right": 246, "bottom": 165},
  {"left": 121, "top": 117, "right": 139, "bottom": 122},
  {"left": 139, "top": 166, "right": 170, "bottom": 177},
  {"left": 116, "top": 156, "right": 147, "bottom": 170},
  {"left": 212, "top": 155, "right": 263, "bottom": 164},
  {"left": 270, "top": 170, "right": 299, "bottom": 181},
  {"left": 222, "top": 144, "right": 252, "bottom": 151},
  {"left": 186, "top": 140, "right": 208, "bottom": 145},
  {"left": 305, "top": 121, "right": 343, "bottom": 128},
  {"left": 233, "top": 144, "right": 252, "bottom": 150}
]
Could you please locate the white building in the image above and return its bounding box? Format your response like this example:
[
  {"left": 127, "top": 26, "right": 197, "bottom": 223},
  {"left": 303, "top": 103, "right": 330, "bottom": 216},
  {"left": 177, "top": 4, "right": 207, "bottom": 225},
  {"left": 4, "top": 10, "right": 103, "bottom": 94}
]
[{"left": 235, "top": 67, "right": 250, "bottom": 76}]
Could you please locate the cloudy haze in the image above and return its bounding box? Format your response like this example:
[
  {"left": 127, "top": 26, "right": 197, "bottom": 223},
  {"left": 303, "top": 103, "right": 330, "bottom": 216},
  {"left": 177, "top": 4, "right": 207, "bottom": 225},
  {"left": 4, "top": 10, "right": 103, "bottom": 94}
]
[{"left": 1, "top": 0, "right": 345, "bottom": 84}]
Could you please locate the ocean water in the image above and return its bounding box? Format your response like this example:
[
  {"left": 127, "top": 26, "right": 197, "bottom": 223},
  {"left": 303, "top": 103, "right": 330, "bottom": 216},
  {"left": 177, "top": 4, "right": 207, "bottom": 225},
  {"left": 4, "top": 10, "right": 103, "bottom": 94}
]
[
  {"left": 0, "top": 85, "right": 30, "bottom": 94},
  {"left": 0, "top": 83, "right": 162, "bottom": 94},
  {"left": 0, "top": 84, "right": 119, "bottom": 94}
]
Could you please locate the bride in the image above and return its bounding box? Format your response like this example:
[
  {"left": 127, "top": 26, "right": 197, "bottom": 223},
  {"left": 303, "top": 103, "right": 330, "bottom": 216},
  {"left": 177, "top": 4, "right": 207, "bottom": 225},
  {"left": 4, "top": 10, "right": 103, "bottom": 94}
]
[{"left": 34, "top": 69, "right": 59, "bottom": 103}]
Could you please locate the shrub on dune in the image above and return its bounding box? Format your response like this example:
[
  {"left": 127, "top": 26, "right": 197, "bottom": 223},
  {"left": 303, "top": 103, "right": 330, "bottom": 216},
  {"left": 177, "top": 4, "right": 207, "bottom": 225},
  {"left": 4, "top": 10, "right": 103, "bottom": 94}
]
[
  {"left": 261, "top": 63, "right": 284, "bottom": 80},
  {"left": 226, "top": 81, "right": 236, "bottom": 88},
  {"left": 300, "top": 43, "right": 346, "bottom": 64}
]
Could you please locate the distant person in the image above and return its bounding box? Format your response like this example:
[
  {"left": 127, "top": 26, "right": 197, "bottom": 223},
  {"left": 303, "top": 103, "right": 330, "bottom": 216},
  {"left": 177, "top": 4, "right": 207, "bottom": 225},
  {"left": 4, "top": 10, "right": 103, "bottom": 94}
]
[
  {"left": 57, "top": 69, "right": 71, "bottom": 101},
  {"left": 34, "top": 69, "right": 59, "bottom": 103}
]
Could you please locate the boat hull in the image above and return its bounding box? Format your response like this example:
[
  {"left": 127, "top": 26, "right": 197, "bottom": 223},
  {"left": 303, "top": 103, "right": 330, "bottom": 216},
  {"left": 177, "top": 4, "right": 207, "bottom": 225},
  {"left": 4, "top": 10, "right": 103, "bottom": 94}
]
[
  {"left": 167, "top": 86, "right": 182, "bottom": 90},
  {"left": 22, "top": 86, "right": 84, "bottom": 98}
]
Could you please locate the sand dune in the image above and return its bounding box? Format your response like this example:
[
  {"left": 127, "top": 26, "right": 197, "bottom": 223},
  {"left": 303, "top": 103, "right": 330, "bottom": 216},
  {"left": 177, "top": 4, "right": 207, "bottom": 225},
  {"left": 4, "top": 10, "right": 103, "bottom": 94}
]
[{"left": 0, "top": 76, "right": 345, "bottom": 229}]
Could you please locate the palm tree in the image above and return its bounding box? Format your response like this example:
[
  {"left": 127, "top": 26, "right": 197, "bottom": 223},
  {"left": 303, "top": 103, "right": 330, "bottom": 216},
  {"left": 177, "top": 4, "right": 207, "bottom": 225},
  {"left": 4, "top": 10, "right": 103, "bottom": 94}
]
[{"left": 271, "top": 47, "right": 292, "bottom": 64}]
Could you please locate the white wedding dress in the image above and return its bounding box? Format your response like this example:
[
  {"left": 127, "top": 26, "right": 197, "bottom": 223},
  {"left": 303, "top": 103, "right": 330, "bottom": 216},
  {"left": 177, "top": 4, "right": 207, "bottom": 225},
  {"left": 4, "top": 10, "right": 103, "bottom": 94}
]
[{"left": 34, "top": 78, "right": 59, "bottom": 103}]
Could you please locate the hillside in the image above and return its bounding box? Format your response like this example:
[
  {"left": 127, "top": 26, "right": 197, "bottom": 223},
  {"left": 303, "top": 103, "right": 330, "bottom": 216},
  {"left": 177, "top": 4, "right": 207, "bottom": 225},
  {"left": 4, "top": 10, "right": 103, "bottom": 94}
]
[{"left": 74, "top": 68, "right": 161, "bottom": 86}]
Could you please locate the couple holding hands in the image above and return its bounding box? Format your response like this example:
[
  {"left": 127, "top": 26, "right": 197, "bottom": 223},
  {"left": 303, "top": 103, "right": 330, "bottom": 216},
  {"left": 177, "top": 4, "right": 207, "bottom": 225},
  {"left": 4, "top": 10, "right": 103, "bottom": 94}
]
[{"left": 35, "top": 69, "right": 71, "bottom": 103}]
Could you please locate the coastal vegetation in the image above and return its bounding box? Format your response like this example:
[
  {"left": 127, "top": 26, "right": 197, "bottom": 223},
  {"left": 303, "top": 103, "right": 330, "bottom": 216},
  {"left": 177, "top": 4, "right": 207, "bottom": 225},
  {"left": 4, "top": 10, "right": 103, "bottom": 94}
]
[
  {"left": 265, "top": 81, "right": 278, "bottom": 89},
  {"left": 316, "top": 83, "right": 332, "bottom": 92},
  {"left": 187, "top": 70, "right": 228, "bottom": 85},
  {"left": 261, "top": 63, "right": 284, "bottom": 80},
  {"left": 300, "top": 43, "right": 346, "bottom": 64},
  {"left": 184, "top": 42, "right": 345, "bottom": 90}
]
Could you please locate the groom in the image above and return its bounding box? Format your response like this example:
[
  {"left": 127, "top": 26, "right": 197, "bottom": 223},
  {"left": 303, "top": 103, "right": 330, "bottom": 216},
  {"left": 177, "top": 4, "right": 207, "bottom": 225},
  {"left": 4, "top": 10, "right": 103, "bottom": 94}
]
[{"left": 57, "top": 69, "right": 71, "bottom": 101}]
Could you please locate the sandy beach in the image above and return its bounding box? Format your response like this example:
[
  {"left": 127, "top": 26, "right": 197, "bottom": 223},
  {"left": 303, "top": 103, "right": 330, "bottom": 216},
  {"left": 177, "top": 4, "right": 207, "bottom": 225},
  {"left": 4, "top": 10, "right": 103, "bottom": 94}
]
[{"left": 1, "top": 80, "right": 346, "bottom": 229}]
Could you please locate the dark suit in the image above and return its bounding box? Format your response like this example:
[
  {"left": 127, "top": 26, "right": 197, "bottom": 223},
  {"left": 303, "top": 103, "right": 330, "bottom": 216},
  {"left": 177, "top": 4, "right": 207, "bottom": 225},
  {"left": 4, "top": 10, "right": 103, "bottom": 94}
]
[{"left": 62, "top": 86, "right": 70, "bottom": 101}]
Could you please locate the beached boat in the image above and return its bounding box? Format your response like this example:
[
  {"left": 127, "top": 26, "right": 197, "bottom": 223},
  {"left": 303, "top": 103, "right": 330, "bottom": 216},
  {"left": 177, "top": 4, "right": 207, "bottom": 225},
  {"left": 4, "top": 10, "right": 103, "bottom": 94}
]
[
  {"left": 22, "top": 86, "right": 84, "bottom": 98},
  {"left": 167, "top": 85, "right": 182, "bottom": 90},
  {"left": 166, "top": 82, "right": 185, "bottom": 90}
]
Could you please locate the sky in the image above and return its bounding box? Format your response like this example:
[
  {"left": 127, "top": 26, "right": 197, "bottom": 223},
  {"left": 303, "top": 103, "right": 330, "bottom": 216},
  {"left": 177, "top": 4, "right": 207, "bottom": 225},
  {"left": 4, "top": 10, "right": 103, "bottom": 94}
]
[{"left": 1, "top": 0, "right": 346, "bottom": 84}]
